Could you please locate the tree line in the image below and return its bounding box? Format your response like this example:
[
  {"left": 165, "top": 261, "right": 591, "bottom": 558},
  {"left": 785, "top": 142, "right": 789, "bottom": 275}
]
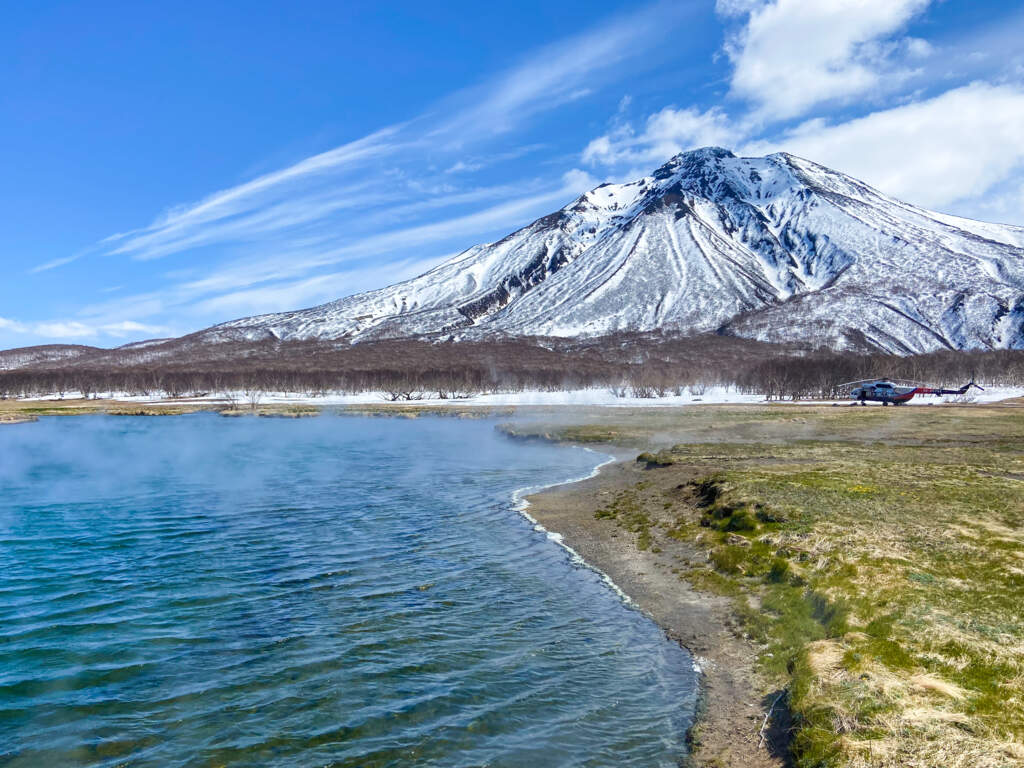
[{"left": 1, "top": 333, "right": 1021, "bottom": 401}]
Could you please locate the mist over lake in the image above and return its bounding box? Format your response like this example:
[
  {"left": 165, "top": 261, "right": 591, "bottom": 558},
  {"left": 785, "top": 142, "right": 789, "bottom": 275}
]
[{"left": 0, "top": 415, "right": 697, "bottom": 767}]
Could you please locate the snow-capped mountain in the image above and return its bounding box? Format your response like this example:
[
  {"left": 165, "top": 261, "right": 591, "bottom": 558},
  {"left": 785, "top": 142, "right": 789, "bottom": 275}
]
[{"left": 201, "top": 147, "right": 1024, "bottom": 354}]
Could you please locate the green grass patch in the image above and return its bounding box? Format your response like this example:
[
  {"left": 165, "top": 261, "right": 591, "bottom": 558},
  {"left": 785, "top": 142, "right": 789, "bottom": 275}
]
[{"left": 654, "top": 430, "right": 1024, "bottom": 765}]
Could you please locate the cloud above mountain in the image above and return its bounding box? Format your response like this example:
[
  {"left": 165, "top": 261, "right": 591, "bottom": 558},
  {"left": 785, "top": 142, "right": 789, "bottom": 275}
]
[
  {"left": 583, "top": 1, "right": 1024, "bottom": 221},
  {"left": 721, "top": 0, "right": 932, "bottom": 120}
]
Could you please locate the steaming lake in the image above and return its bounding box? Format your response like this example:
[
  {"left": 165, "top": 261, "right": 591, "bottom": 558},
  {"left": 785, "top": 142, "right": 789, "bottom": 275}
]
[{"left": 0, "top": 414, "right": 697, "bottom": 766}]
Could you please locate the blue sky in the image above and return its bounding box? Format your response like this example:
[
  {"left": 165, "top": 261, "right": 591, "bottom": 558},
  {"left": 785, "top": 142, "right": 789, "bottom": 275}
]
[{"left": 3, "top": 0, "right": 1024, "bottom": 349}]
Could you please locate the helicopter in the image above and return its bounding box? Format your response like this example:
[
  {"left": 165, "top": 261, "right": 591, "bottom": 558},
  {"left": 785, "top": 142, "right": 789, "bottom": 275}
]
[{"left": 839, "top": 378, "right": 985, "bottom": 405}]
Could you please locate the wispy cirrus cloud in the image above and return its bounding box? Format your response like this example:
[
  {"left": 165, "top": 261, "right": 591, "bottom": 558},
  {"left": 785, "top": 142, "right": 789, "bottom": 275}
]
[
  {"left": 6, "top": 2, "right": 703, "bottom": 348},
  {"left": 94, "top": 1, "right": 692, "bottom": 269},
  {"left": 6, "top": 1, "right": 699, "bottom": 348},
  {"left": 426, "top": 2, "right": 690, "bottom": 142},
  {"left": 35, "top": 170, "right": 596, "bottom": 344},
  {"left": 30, "top": 254, "right": 80, "bottom": 274},
  {"left": 190, "top": 257, "right": 444, "bottom": 317},
  {"left": 107, "top": 180, "right": 395, "bottom": 262},
  {"left": 162, "top": 177, "right": 582, "bottom": 301},
  {"left": 103, "top": 132, "right": 405, "bottom": 261}
]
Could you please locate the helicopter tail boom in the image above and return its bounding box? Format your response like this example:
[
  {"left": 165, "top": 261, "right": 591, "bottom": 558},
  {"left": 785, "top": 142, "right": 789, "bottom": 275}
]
[{"left": 917, "top": 380, "right": 985, "bottom": 397}]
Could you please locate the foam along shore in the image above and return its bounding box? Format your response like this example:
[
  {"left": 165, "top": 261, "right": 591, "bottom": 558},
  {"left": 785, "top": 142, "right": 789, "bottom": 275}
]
[
  {"left": 525, "top": 462, "right": 786, "bottom": 768},
  {"left": 516, "top": 404, "right": 1024, "bottom": 768}
]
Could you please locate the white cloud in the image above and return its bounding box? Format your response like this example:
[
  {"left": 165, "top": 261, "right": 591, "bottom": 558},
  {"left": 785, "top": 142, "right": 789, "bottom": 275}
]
[
  {"left": 110, "top": 182, "right": 395, "bottom": 262},
  {"left": 191, "top": 258, "right": 443, "bottom": 318},
  {"left": 722, "top": 0, "right": 932, "bottom": 121},
  {"left": 30, "top": 322, "right": 97, "bottom": 339},
  {"left": 441, "top": 144, "right": 545, "bottom": 176},
  {"left": 904, "top": 37, "right": 932, "bottom": 59},
  {"left": 445, "top": 161, "right": 483, "bottom": 174},
  {"left": 561, "top": 168, "right": 600, "bottom": 195},
  {"left": 743, "top": 82, "right": 1024, "bottom": 212},
  {"left": 30, "top": 255, "right": 80, "bottom": 273},
  {"left": 99, "top": 321, "right": 168, "bottom": 338},
  {"left": 1, "top": 319, "right": 168, "bottom": 341},
  {"left": 582, "top": 106, "right": 744, "bottom": 169}
]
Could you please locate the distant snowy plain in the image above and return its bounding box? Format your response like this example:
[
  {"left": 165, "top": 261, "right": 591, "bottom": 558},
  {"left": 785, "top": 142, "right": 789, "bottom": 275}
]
[{"left": 21, "top": 386, "right": 1024, "bottom": 408}]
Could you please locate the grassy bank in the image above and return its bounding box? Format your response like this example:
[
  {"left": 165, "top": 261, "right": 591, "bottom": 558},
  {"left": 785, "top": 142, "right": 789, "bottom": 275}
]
[{"left": 514, "top": 404, "right": 1024, "bottom": 767}]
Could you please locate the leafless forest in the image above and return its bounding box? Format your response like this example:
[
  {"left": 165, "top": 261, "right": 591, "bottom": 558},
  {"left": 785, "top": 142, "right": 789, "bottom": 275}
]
[{"left": 1, "top": 332, "right": 1022, "bottom": 401}]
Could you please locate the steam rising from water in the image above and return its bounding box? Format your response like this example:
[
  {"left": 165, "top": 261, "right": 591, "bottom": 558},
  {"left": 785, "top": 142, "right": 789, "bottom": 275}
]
[{"left": 0, "top": 415, "right": 696, "bottom": 766}]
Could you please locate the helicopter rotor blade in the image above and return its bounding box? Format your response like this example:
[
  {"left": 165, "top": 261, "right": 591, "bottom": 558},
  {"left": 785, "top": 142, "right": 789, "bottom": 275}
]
[{"left": 836, "top": 379, "right": 878, "bottom": 388}]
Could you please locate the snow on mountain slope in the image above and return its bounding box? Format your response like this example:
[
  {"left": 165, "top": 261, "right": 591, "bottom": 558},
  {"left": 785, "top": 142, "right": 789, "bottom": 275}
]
[{"left": 202, "top": 147, "right": 1024, "bottom": 354}]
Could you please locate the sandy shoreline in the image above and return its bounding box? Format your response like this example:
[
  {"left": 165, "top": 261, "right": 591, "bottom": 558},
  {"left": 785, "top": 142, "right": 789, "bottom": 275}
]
[{"left": 526, "top": 458, "right": 789, "bottom": 768}]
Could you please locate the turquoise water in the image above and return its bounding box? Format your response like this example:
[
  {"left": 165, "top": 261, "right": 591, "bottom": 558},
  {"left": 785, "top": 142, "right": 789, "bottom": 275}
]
[{"left": 0, "top": 415, "right": 696, "bottom": 767}]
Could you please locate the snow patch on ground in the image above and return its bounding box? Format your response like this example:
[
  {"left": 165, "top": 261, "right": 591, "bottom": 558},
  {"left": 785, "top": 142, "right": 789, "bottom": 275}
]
[{"left": 18, "top": 386, "right": 1024, "bottom": 407}]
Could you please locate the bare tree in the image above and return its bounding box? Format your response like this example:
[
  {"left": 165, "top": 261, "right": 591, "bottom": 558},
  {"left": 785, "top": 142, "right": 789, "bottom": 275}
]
[{"left": 244, "top": 386, "right": 264, "bottom": 411}]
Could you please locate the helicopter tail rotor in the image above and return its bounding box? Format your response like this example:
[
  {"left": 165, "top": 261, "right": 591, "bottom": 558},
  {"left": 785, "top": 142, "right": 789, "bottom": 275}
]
[{"left": 956, "top": 373, "right": 985, "bottom": 395}]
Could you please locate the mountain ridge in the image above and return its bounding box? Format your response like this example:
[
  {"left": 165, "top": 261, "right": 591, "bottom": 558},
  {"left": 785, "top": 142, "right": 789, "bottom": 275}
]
[
  {"left": 41, "top": 148, "right": 1024, "bottom": 357},
  {"left": 196, "top": 147, "right": 1024, "bottom": 354}
]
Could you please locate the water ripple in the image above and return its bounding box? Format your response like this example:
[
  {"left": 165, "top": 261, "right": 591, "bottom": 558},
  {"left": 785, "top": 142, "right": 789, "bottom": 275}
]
[{"left": 0, "top": 415, "right": 696, "bottom": 767}]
